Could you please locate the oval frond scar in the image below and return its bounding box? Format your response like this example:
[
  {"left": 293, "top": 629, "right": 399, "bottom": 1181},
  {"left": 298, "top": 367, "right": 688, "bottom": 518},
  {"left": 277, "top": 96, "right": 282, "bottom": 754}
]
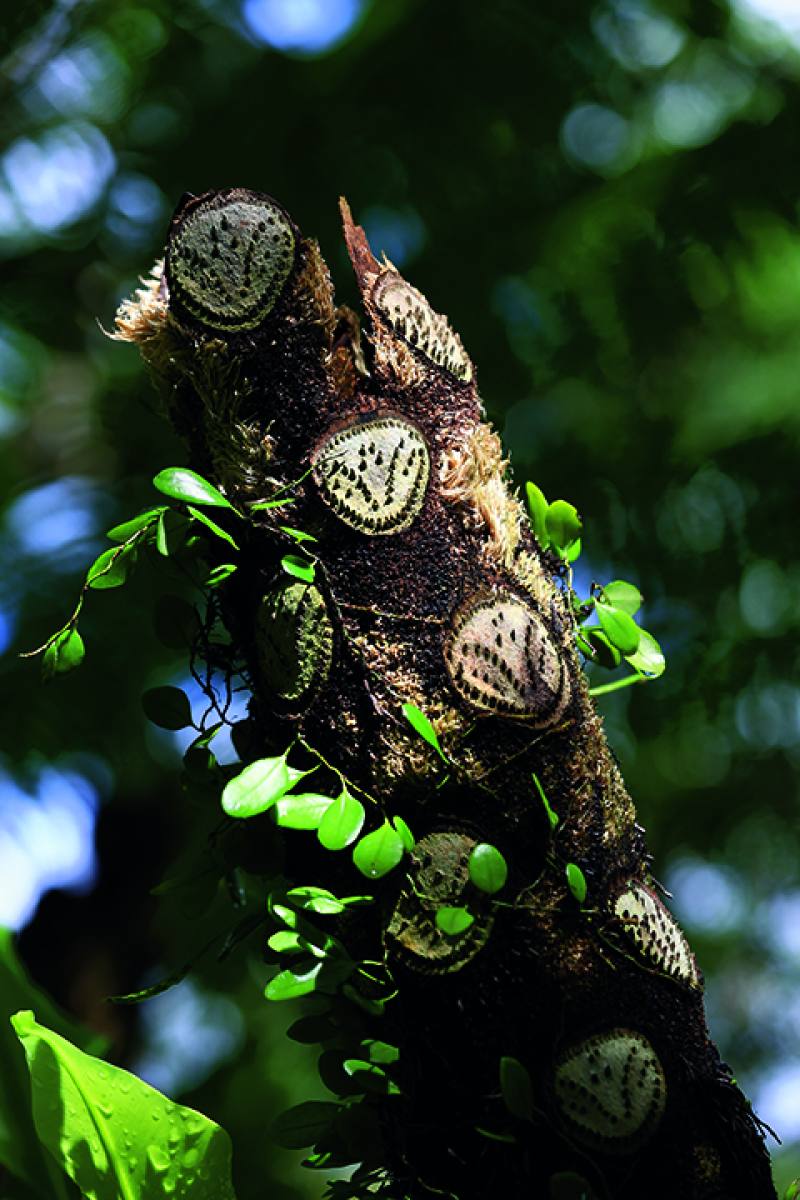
[
  {"left": 444, "top": 591, "right": 570, "bottom": 725},
  {"left": 372, "top": 271, "right": 472, "bottom": 382},
  {"left": 613, "top": 881, "right": 701, "bottom": 989},
  {"left": 167, "top": 190, "right": 295, "bottom": 331},
  {"left": 387, "top": 831, "right": 492, "bottom": 974},
  {"left": 554, "top": 1029, "right": 666, "bottom": 1152},
  {"left": 313, "top": 415, "right": 430, "bottom": 536},
  {"left": 256, "top": 582, "right": 333, "bottom": 702}
]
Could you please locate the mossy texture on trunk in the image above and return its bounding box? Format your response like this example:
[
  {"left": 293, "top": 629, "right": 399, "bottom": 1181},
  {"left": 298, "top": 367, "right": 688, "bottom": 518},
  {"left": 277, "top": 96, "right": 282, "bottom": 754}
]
[{"left": 116, "top": 188, "right": 776, "bottom": 1200}]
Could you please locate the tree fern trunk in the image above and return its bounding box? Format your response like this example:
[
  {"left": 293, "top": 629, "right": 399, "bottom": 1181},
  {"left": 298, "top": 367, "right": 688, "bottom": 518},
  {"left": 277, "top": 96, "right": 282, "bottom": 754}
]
[{"left": 116, "top": 188, "right": 776, "bottom": 1200}]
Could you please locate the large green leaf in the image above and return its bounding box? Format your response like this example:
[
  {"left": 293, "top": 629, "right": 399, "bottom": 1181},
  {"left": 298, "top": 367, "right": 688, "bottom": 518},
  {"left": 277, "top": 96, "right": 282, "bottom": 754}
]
[
  {"left": 0, "top": 930, "right": 101, "bottom": 1199},
  {"left": 11, "top": 1010, "right": 237, "bottom": 1200},
  {"left": 220, "top": 753, "right": 293, "bottom": 818}
]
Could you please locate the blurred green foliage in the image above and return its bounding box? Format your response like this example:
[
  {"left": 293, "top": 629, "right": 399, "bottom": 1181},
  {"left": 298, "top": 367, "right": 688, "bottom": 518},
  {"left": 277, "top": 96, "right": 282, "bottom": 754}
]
[{"left": 2, "top": 0, "right": 800, "bottom": 1194}]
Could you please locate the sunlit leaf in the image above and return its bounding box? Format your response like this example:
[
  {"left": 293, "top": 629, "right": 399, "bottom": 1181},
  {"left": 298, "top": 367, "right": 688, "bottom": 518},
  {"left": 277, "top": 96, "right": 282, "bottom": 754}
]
[
  {"left": 86, "top": 545, "right": 131, "bottom": 590},
  {"left": 500, "top": 1055, "right": 534, "bottom": 1121},
  {"left": 363, "top": 1040, "right": 400, "bottom": 1064},
  {"left": 141, "top": 685, "right": 193, "bottom": 730},
  {"left": 581, "top": 626, "right": 622, "bottom": 669},
  {"left": 267, "top": 930, "right": 303, "bottom": 954},
  {"left": 435, "top": 906, "right": 475, "bottom": 935},
  {"left": 401, "top": 702, "right": 446, "bottom": 761},
  {"left": 106, "top": 507, "right": 166, "bottom": 542},
  {"left": 11, "top": 1010, "right": 237, "bottom": 1200},
  {"left": 602, "top": 580, "right": 642, "bottom": 616},
  {"left": 545, "top": 499, "right": 582, "bottom": 555},
  {"left": 286, "top": 886, "right": 345, "bottom": 915},
  {"left": 273, "top": 793, "right": 335, "bottom": 830},
  {"left": 342, "top": 1060, "right": 400, "bottom": 1095},
  {"left": 625, "top": 628, "right": 666, "bottom": 677},
  {"left": 42, "top": 628, "right": 84, "bottom": 680},
  {"left": 206, "top": 563, "right": 237, "bottom": 587},
  {"left": 392, "top": 815, "right": 415, "bottom": 852},
  {"left": 566, "top": 862, "right": 587, "bottom": 904},
  {"left": 280, "top": 525, "right": 317, "bottom": 544},
  {"left": 595, "top": 602, "right": 640, "bottom": 656},
  {"left": 317, "top": 787, "right": 365, "bottom": 851},
  {"left": 221, "top": 753, "right": 292, "bottom": 818},
  {"left": 265, "top": 964, "right": 323, "bottom": 1002},
  {"left": 187, "top": 505, "right": 239, "bottom": 549},
  {"left": 468, "top": 843, "right": 508, "bottom": 894},
  {"left": 352, "top": 822, "right": 405, "bottom": 879},
  {"left": 532, "top": 772, "right": 558, "bottom": 831},
  {"left": 525, "top": 481, "right": 549, "bottom": 546},
  {"left": 0, "top": 934, "right": 104, "bottom": 1198},
  {"left": 281, "top": 554, "right": 315, "bottom": 582},
  {"left": 153, "top": 467, "right": 234, "bottom": 509}
]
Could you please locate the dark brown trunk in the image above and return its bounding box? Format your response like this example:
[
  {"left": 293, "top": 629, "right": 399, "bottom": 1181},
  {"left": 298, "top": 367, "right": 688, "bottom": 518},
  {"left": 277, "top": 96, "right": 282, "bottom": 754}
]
[{"left": 115, "top": 188, "right": 776, "bottom": 1200}]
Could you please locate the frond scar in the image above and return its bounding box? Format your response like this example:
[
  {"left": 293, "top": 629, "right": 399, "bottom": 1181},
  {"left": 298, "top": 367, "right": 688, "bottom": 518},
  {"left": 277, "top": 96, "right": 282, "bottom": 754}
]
[
  {"left": 312, "top": 415, "right": 430, "bottom": 535},
  {"left": 444, "top": 591, "right": 571, "bottom": 725},
  {"left": 166, "top": 189, "right": 296, "bottom": 331},
  {"left": 613, "top": 880, "right": 701, "bottom": 990},
  {"left": 371, "top": 270, "right": 472, "bottom": 382},
  {"left": 387, "top": 831, "right": 493, "bottom": 973},
  {"left": 256, "top": 582, "right": 333, "bottom": 703},
  {"left": 554, "top": 1029, "right": 667, "bottom": 1153}
]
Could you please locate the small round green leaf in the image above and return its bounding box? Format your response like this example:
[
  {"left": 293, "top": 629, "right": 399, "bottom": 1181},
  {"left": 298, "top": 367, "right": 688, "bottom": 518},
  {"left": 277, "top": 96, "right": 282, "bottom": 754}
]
[
  {"left": 281, "top": 554, "right": 315, "bottom": 583},
  {"left": 141, "top": 685, "right": 193, "bottom": 730},
  {"left": 435, "top": 906, "right": 475, "bottom": 935},
  {"left": 273, "top": 793, "right": 334, "bottom": 830},
  {"left": 352, "top": 821, "right": 406, "bottom": 879},
  {"left": 468, "top": 843, "right": 508, "bottom": 895},
  {"left": 595, "top": 601, "right": 640, "bottom": 656},
  {"left": 625, "top": 628, "right": 666, "bottom": 677},
  {"left": 392, "top": 815, "right": 415, "bottom": 852},
  {"left": 545, "top": 499, "right": 582, "bottom": 554},
  {"left": 317, "top": 787, "right": 365, "bottom": 851},
  {"left": 565, "top": 862, "right": 587, "bottom": 904},
  {"left": 582, "top": 626, "right": 622, "bottom": 669},
  {"left": 221, "top": 753, "right": 291, "bottom": 818},
  {"left": 602, "top": 580, "right": 642, "bottom": 616},
  {"left": 500, "top": 1055, "right": 534, "bottom": 1121},
  {"left": 267, "top": 931, "right": 305, "bottom": 955},
  {"left": 265, "top": 964, "right": 322, "bottom": 1002},
  {"left": 153, "top": 467, "right": 234, "bottom": 509},
  {"left": 42, "top": 628, "right": 85, "bottom": 679}
]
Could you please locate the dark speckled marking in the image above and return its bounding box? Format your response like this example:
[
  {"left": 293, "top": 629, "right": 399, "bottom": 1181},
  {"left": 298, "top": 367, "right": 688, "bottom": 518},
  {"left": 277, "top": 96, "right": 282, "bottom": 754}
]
[{"left": 167, "top": 192, "right": 295, "bottom": 330}]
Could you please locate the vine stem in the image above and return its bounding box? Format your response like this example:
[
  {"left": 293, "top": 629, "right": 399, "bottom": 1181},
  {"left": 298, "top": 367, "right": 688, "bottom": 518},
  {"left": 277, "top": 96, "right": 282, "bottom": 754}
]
[{"left": 588, "top": 673, "right": 645, "bottom": 697}]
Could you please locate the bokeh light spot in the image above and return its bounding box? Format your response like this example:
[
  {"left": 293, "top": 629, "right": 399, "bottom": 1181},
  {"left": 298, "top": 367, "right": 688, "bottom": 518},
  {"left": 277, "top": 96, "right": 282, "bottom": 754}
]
[
  {"left": 560, "top": 104, "right": 635, "bottom": 174},
  {"left": 242, "top": 0, "right": 362, "bottom": 54}
]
